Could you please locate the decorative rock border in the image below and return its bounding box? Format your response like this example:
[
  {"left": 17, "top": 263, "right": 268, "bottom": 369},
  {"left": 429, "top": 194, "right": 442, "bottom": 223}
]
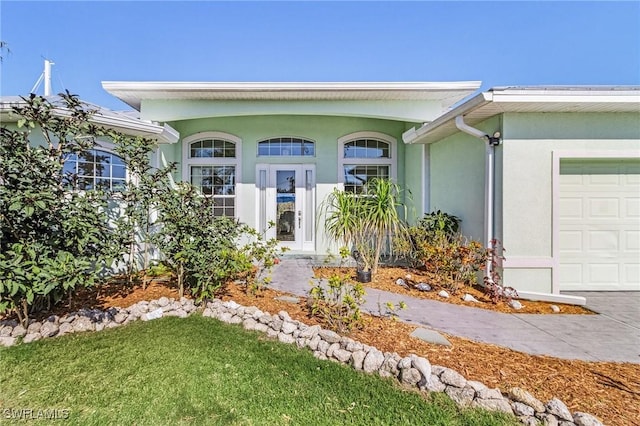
[{"left": 0, "top": 297, "right": 604, "bottom": 426}]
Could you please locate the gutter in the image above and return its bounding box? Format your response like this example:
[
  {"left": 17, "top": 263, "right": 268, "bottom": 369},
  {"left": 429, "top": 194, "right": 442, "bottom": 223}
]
[{"left": 454, "top": 115, "right": 501, "bottom": 283}]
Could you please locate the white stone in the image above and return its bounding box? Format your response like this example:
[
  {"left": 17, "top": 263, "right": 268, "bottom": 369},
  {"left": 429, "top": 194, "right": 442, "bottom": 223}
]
[
  {"left": 462, "top": 293, "right": 480, "bottom": 303},
  {"left": 11, "top": 325, "right": 26, "bottom": 338},
  {"left": 509, "top": 299, "right": 523, "bottom": 310},
  {"left": 438, "top": 290, "right": 450, "bottom": 299},
  {"left": 318, "top": 329, "right": 341, "bottom": 343},
  {"left": 509, "top": 387, "right": 546, "bottom": 413},
  {"left": 277, "top": 333, "right": 296, "bottom": 344},
  {"left": 23, "top": 333, "right": 42, "bottom": 343},
  {"left": 332, "top": 348, "right": 352, "bottom": 363},
  {"left": 440, "top": 368, "right": 467, "bottom": 388},
  {"left": 573, "top": 412, "right": 604, "bottom": 426},
  {"left": 351, "top": 350, "right": 366, "bottom": 370},
  {"left": 550, "top": 305, "right": 561, "bottom": 313},
  {"left": 416, "top": 283, "right": 431, "bottom": 291},
  {"left": 512, "top": 402, "right": 535, "bottom": 417},
  {"left": 280, "top": 321, "right": 298, "bottom": 335},
  {"left": 141, "top": 308, "right": 164, "bottom": 322},
  {"left": 546, "top": 398, "right": 573, "bottom": 422},
  {"left": 362, "top": 348, "right": 384, "bottom": 373},
  {"left": 411, "top": 355, "right": 432, "bottom": 388}
]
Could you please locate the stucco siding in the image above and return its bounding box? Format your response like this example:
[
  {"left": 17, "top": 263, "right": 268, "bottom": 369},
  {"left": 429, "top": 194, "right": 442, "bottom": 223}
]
[
  {"left": 429, "top": 133, "right": 486, "bottom": 241},
  {"left": 501, "top": 112, "right": 640, "bottom": 292}
]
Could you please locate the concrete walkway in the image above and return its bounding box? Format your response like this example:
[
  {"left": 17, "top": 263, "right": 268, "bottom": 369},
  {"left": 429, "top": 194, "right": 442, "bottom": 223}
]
[{"left": 268, "top": 257, "right": 640, "bottom": 363}]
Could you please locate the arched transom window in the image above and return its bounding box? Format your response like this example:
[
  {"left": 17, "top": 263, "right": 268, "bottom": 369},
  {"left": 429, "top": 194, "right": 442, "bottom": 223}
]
[
  {"left": 184, "top": 132, "right": 241, "bottom": 217},
  {"left": 338, "top": 132, "right": 396, "bottom": 194},
  {"left": 63, "top": 149, "right": 126, "bottom": 191},
  {"left": 257, "top": 137, "right": 315, "bottom": 157}
]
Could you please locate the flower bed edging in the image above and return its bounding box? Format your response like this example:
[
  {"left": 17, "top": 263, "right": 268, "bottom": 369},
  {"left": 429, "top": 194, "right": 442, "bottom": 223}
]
[{"left": 0, "top": 297, "right": 604, "bottom": 426}]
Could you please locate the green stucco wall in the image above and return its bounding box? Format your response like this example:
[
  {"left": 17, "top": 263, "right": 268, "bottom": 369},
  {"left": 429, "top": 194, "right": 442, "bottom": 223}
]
[
  {"left": 428, "top": 116, "right": 502, "bottom": 242},
  {"left": 501, "top": 112, "right": 640, "bottom": 292}
]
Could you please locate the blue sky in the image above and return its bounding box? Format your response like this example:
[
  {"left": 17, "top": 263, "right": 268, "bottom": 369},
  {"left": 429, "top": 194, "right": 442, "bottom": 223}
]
[{"left": 1, "top": 1, "right": 639, "bottom": 111}]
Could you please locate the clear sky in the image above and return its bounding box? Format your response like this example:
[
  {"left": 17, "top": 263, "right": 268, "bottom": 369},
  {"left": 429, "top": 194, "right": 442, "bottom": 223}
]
[{"left": 1, "top": 1, "right": 639, "bottom": 111}]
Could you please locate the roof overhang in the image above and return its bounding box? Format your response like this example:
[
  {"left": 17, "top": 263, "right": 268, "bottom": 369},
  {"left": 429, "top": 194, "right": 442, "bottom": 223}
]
[
  {"left": 403, "top": 86, "right": 640, "bottom": 144},
  {"left": 0, "top": 96, "right": 179, "bottom": 144},
  {"left": 101, "top": 81, "right": 481, "bottom": 112}
]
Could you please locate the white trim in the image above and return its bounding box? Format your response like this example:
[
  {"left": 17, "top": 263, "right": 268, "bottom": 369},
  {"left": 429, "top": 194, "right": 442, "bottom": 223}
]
[
  {"left": 502, "top": 257, "right": 554, "bottom": 268},
  {"left": 182, "top": 131, "right": 243, "bottom": 218},
  {"left": 551, "top": 150, "right": 640, "bottom": 293},
  {"left": 337, "top": 131, "right": 397, "bottom": 187}
]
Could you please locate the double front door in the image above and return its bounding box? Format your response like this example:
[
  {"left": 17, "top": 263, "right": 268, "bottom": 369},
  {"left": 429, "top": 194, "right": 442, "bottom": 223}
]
[{"left": 258, "top": 165, "right": 315, "bottom": 251}]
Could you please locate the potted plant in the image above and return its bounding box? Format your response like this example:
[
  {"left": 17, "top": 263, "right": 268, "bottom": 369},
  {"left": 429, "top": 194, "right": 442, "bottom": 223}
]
[{"left": 352, "top": 245, "right": 374, "bottom": 283}]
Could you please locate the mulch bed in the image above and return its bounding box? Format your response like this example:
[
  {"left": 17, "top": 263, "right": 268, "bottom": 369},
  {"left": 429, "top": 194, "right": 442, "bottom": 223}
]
[
  {"left": 313, "top": 266, "right": 594, "bottom": 315},
  {"left": 4, "top": 279, "right": 638, "bottom": 426}
]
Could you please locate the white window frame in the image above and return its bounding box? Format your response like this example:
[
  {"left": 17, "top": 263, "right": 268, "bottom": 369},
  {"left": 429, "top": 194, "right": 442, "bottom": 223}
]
[
  {"left": 182, "top": 131, "right": 242, "bottom": 218},
  {"left": 63, "top": 140, "right": 131, "bottom": 191},
  {"left": 257, "top": 136, "right": 316, "bottom": 157},
  {"left": 337, "top": 131, "right": 397, "bottom": 190}
]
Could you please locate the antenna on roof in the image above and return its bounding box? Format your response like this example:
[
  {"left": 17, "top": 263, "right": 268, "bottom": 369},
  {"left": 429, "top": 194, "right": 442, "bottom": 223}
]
[{"left": 30, "top": 58, "right": 55, "bottom": 96}]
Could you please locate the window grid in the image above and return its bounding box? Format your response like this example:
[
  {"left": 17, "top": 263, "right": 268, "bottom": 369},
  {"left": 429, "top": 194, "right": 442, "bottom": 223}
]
[
  {"left": 63, "top": 149, "right": 126, "bottom": 191},
  {"left": 257, "top": 137, "right": 315, "bottom": 157},
  {"left": 343, "top": 165, "right": 390, "bottom": 193},
  {"left": 190, "top": 139, "right": 236, "bottom": 158},
  {"left": 344, "top": 139, "right": 390, "bottom": 159}
]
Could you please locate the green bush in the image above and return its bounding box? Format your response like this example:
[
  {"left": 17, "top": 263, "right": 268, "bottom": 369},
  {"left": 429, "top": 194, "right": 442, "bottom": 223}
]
[
  {"left": 309, "top": 273, "right": 365, "bottom": 333},
  {"left": 0, "top": 93, "right": 115, "bottom": 326}
]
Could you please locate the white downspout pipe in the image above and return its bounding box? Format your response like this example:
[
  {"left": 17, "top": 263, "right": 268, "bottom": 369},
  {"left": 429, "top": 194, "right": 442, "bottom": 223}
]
[{"left": 454, "top": 115, "right": 499, "bottom": 283}]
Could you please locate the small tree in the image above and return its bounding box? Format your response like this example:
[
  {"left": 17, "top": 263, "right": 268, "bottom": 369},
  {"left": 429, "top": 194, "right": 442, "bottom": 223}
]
[{"left": 0, "top": 93, "right": 115, "bottom": 325}]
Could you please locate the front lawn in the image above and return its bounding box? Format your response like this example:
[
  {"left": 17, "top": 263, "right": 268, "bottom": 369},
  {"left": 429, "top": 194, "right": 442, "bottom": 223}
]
[{"left": 0, "top": 315, "right": 517, "bottom": 425}]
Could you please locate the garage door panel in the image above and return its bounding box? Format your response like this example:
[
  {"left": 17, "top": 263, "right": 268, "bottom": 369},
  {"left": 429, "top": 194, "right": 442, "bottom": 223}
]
[
  {"left": 589, "top": 198, "right": 619, "bottom": 217},
  {"left": 559, "top": 158, "right": 640, "bottom": 291}
]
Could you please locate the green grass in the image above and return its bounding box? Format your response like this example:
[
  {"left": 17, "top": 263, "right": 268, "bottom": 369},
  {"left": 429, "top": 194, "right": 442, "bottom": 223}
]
[{"left": 0, "top": 315, "right": 518, "bottom": 425}]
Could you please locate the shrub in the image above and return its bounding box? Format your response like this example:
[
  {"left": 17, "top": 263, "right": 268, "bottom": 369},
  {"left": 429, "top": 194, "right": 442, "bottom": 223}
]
[
  {"left": 419, "top": 234, "right": 487, "bottom": 294},
  {"left": 0, "top": 93, "right": 116, "bottom": 326},
  {"left": 309, "top": 274, "right": 365, "bottom": 333}
]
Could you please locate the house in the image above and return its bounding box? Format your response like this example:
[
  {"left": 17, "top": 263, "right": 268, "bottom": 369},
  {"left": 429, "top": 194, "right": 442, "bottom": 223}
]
[
  {"left": 4, "top": 81, "right": 638, "bottom": 298},
  {"left": 101, "top": 82, "right": 639, "bottom": 298}
]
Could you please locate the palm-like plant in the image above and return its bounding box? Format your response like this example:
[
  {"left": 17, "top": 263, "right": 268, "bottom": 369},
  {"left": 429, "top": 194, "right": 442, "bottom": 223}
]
[
  {"left": 360, "top": 178, "right": 408, "bottom": 274},
  {"left": 320, "top": 179, "right": 408, "bottom": 276}
]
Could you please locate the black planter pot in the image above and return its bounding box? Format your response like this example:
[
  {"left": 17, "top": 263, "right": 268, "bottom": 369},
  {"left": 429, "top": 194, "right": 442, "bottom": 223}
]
[{"left": 356, "top": 269, "right": 372, "bottom": 283}]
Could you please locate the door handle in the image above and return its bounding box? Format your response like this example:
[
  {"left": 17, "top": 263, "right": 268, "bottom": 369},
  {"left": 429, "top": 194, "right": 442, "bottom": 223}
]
[{"left": 298, "top": 210, "right": 302, "bottom": 228}]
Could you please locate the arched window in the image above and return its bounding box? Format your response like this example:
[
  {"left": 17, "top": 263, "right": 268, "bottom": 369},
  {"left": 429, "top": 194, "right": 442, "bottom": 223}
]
[
  {"left": 63, "top": 149, "right": 126, "bottom": 191},
  {"left": 257, "top": 137, "right": 315, "bottom": 157},
  {"left": 338, "top": 132, "right": 396, "bottom": 193},
  {"left": 183, "top": 132, "right": 242, "bottom": 217}
]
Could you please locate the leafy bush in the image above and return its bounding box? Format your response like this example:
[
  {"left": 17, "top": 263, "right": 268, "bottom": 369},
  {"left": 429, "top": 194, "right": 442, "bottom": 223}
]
[
  {"left": 0, "top": 93, "right": 115, "bottom": 325},
  {"left": 309, "top": 274, "right": 365, "bottom": 333},
  {"left": 420, "top": 234, "right": 487, "bottom": 294}
]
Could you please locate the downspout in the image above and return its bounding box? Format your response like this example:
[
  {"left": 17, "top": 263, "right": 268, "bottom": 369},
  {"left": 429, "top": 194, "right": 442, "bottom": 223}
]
[{"left": 454, "top": 115, "right": 500, "bottom": 282}]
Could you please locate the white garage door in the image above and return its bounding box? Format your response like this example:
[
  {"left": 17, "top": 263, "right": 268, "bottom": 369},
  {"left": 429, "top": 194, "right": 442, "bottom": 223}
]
[{"left": 559, "top": 158, "right": 640, "bottom": 291}]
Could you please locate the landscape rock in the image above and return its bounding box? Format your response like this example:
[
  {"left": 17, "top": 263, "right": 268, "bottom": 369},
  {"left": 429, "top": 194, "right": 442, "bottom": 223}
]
[
  {"left": 440, "top": 367, "right": 467, "bottom": 388},
  {"left": 550, "top": 305, "right": 561, "bottom": 313},
  {"left": 425, "top": 374, "right": 446, "bottom": 392},
  {"left": 39, "top": 321, "right": 59, "bottom": 338},
  {"left": 27, "top": 322, "right": 42, "bottom": 333},
  {"left": 395, "top": 278, "right": 409, "bottom": 289},
  {"left": 509, "top": 387, "right": 546, "bottom": 413},
  {"left": 476, "top": 387, "right": 503, "bottom": 400},
  {"left": 509, "top": 300, "right": 523, "bottom": 310},
  {"left": 512, "top": 401, "right": 535, "bottom": 417},
  {"left": 318, "top": 329, "right": 341, "bottom": 343},
  {"left": 332, "top": 348, "right": 352, "bottom": 363},
  {"left": 472, "top": 397, "right": 513, "bottom": 414},
  {"left": 351, "top": 350, "right": 366, "bottom": 370},
  {"left": 58, "top": 322, "right": 74, "bottom": 336},
  {"left": 362, "top": 348, "right": 384, "bottom": 373},
  {"left": 411, "top": 355, "right": 432, "bottom": 388},
  {"left": 416, "top": 283, "right": 431, "bottom": 291},
  {"left": 229, "top": 315, "right": 242, "bottom": 325},
  {"left": 11, "top": 325, "right": 27, "bottom": 338},
  {"left": 73, "top": 317, "right": 95, "bottom": 332},
  {"left": 141, "top": 308, "right": 164, "bottom": 322},
  {"left": 326, "top": 342, "right": 340, "bottom": 358},
  {"left": 280, "top": 321, "right": 298, "bottom": 335},
  {"left": 277, "top": 333, "right": 296, "bottom": 344},
  {"left": 23, "top": 333, "right": 42, "bottom": 343},
  {"left": 399, "top": 367, "right": 422, "bottom": 386},
  {"left": 518, "top": 415, "right": 542, "bottom": 426},
  {"left": 300, "top": 324, "right": 321, "bottom": 339},
  {"left": 546, "top": 398, "right": 573, "bottom": 422},
  {"left": 536, "top": 413, "right": 559, "bottom": 426},
  {"left": 242, "top": 318, "right": 258, "bottom": 331},
  {"left": 438, "top": 290, "right": 450, "bottom": 299},
  {"left": 573, "top": 412, "right": 603, "bottom": 426},
  {"left": 0, "top": 336, "right": 17, "bottom": 347},
  {"left": 462, "top": 293, "right": 481, "bottom": 303},
  {"left": 0, "top": 325, "right": 13, "bottom": 336},
  {"left": 445, "top": 385, "right": 475, "bottom": 407}
]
